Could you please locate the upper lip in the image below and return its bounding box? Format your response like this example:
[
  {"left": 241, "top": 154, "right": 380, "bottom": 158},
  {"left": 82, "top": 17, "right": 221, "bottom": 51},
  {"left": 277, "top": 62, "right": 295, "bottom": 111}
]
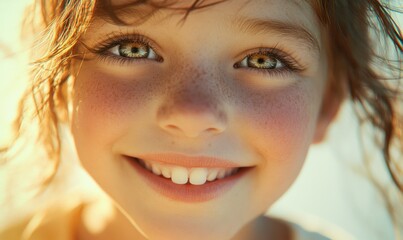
[{"left": 128, "top": 153, "right": 247, "bottom": 168}]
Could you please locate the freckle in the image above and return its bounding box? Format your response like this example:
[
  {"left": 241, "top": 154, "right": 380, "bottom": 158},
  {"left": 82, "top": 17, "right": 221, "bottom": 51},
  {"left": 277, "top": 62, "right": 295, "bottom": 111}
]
[{"left": 170, "top": 140, "right": 175, "bottom": 145}]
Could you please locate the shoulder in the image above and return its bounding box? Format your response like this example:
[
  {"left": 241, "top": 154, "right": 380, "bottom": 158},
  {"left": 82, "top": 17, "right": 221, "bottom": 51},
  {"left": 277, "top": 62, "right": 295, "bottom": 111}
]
[
  {"left": 270, "top": 216, "right": 355, "bottom": 240},
  {"left": 287, "top": 221, "right": 333, "bottom": 240},
  {"left": 0, "top": 199, "right": 84, "bottom": 240}
]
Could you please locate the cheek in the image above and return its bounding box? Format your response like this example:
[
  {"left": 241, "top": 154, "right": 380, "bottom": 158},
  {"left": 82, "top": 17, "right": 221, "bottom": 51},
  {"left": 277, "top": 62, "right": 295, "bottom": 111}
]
[
  {"left": 71, "top": 68, "right": 158, "bottom": 147},
  {"left": 235, "top": 81, "right": 322, "bottom": 206},
  {"left": 238, "top": 81, "right": 319, "bottom": 164}
]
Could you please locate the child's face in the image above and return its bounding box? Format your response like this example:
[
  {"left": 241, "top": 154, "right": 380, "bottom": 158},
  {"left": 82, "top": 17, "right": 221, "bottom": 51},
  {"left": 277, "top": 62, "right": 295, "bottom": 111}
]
[{"left": 72, "top": 0, "right": 329, "bottom": 239}]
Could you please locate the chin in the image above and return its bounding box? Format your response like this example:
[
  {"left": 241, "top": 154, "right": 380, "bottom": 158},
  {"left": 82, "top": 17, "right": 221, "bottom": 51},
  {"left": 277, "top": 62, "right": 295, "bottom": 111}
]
[
  {"left": 123, "top": 207, "right": 246, "bottom": 240},
  {"left": 142, "top": 224, "right": 240, "bottom": 240}
]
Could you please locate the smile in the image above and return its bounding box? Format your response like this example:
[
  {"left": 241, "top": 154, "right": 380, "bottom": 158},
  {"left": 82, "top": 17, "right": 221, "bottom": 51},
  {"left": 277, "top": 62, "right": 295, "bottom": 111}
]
[
  {"left": 124, "top": 154, "right": 254, "bottom": 202},
  {"left": 137, "top": 158, "right": 240, "bottom": 185}
]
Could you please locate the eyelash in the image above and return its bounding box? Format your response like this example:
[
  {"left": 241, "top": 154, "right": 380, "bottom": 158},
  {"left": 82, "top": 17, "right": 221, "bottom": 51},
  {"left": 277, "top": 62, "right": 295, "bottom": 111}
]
[
  {"left": 89, "top": 33, "right": 305, "bottom": 76},
  {"left": 89, "top": 32, "right": 163, "bottom": 65},
  {"left": 233, "top": 47, "right": 304, "bottom": 77}
]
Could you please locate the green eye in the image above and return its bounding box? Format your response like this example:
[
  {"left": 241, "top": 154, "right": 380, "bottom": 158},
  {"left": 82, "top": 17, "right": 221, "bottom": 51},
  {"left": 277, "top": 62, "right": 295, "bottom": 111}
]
[
  {"left": 109, "top": 41, "right": 158, "bottom": 59},
  {"left": 240, "top": 52, "right": 284, "bottom": 69}
]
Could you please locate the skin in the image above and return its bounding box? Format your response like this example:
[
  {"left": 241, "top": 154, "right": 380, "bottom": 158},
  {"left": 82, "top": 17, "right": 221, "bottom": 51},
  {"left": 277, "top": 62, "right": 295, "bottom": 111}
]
[{"left": 71, "top": 0, "right": 340, "bottom": 239}]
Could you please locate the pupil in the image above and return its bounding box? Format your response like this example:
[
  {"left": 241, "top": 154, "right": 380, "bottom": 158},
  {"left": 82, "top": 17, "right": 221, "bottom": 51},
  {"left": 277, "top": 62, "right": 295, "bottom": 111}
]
[
  {"left": 131, "top": 47, "right": 139, "bottom": 53},
  {"left": 257, "top": 58, "right": 265, "bottom": 64}
]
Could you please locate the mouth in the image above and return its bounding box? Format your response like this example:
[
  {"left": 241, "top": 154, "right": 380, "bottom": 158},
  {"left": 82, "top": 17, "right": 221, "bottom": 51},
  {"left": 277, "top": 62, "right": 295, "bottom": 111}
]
[
  {"left": 124, "top": 155, "right": 253, "bottom": 202},
  {"left": 135, "top": 157, "right": 242, "bottom": 185}
]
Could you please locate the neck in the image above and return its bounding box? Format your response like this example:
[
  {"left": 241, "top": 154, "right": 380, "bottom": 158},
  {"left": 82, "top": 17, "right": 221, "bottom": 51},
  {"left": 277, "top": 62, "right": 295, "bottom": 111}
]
[
  {"left": 232, "top": 215, "right": 293, "bottom": 240},
  {"left": 75, "top": 201, "right": 147, "bottom": 240},
  {"left": 75, "top": 202, "right": 292, "bottom": 240}
]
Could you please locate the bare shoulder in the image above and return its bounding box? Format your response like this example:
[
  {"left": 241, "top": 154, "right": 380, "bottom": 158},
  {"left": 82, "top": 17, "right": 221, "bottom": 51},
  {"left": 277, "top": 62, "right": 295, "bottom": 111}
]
[
  {"left": 0, "top": 199, "right": 84, "bottom": 240},
  {"left": 264, "top": 215, "right": 354, "bottom": 240},
  {"left": 256, "top": 215, "right": 335, "bottom": 240}
]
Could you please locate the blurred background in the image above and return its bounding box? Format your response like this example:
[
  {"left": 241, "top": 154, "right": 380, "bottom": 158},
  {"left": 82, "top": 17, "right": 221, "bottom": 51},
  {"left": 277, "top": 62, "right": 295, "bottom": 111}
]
[{"left": 0, "top": 1, "right": 401, "bottom": 239}]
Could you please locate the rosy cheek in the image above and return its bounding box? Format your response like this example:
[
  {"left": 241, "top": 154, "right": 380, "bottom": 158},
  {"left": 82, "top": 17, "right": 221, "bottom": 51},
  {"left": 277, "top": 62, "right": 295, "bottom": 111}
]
[
  {"left": 238, "top": 82, "right": 317, "bottom": 164},
  {"left": 72, "top": 69, "right": 158, "bottom": 141}
]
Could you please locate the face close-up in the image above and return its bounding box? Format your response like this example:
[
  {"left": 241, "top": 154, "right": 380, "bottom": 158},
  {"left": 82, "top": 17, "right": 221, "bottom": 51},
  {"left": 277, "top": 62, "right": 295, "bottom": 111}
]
[{"left": 71, "top": 0, "right": 332, "bottom": 239}]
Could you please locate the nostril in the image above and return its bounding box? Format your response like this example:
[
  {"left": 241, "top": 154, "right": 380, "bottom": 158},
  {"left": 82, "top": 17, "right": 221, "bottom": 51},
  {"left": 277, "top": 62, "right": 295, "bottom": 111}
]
[
  {"left": 164, "top": 125, "right": 182, "bottom": 135},
  {"left": 206, "top": 128, "right": 219, "bottom": 134},
  {"left": 158, "top": 111, "right": 227, "bottom": 138},
  {"left": 167, "top": 125, "right": 179, "bottom": 130}
]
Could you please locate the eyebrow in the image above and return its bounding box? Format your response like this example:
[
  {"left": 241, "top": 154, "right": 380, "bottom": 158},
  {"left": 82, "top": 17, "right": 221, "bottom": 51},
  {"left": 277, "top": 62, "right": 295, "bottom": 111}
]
[
  {"left": 92, "top": 3, "right": 167, "bottom": 27},
  {"left": 90, "top": 6, "right": 320, "bottom": 54},
  {"left": 232, "top": 16, "right": 320, "bottom": 52}
]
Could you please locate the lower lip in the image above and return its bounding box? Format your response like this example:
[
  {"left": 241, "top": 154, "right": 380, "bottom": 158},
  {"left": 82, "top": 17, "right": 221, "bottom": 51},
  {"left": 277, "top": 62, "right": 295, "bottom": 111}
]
[{"left": 125, "top": 156, "right": 251, "bottom": 203}]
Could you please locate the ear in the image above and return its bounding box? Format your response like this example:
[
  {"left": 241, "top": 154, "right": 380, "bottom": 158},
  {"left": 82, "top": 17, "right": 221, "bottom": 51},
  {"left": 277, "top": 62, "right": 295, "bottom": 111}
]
[{"left": 312, "top": 78, "right": 345, "bottom": 144}]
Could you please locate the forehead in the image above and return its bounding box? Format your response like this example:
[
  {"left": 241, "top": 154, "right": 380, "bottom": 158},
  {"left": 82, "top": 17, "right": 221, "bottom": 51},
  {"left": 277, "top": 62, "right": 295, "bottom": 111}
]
[
  {"left": 105, "top": 0, "right": 310, "bottom": 8},
  {"left": 95, "top": 0, "right": 316, "bottom": 25},
  {"left": 92, "top": 0, "right": 320, "bottom": 47}
]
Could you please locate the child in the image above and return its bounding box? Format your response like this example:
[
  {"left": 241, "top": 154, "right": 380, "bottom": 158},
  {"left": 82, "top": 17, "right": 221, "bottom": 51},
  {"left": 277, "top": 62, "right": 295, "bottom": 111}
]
[{"left": 0, "top": 0, "right": 401, "bottom": 239}]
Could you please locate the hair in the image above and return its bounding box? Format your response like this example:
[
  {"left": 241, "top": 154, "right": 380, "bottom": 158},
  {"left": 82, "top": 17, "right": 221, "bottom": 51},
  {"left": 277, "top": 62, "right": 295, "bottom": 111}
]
[{"left": 1, "top": 0, "right": 402, "bottom": 224}]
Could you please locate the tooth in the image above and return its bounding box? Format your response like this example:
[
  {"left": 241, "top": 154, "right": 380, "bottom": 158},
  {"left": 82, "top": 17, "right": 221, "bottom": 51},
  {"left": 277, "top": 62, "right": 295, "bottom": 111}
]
[
  {"left": 224, "top": 168, "right": 234, "bottom": 177},
  {"left": 161, "top": 166, "right": 171, "bottom": 178},
  {"left": 145, "top": 162, "right": 152, "bottom": 171},
  {"left": 171, "top": 167, "right": 188, "bottom": 184},
  {"left": 189, "top": 168, "right": 208, "bottom": 185},
  {"left": 217, "top": 169, "right": 227, "bottom": 179},
  {"left": 151, "top": 164, "right": 162, "bottom": 175},
  {"left": 207, "top": 169, "right": 219, "bottom": 181},
  {"left": 140, "top": 159, "right": 238, "bottom": 183}
]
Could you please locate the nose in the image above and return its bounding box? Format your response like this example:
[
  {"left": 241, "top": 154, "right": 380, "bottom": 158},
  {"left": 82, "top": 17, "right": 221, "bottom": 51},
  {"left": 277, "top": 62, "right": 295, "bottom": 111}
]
[
  {"left": 157, "top": 92, "right": 227, "bottom": 138},
  {"left": 158, "top": 109, "right": 226, "bottom": 138}
]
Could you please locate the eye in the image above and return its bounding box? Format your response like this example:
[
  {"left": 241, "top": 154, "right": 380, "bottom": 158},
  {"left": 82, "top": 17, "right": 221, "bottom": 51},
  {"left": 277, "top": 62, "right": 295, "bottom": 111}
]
[
  {"left": 109, "top": 41, "right": 158, "bottom": 60},
  {"left": 238, "top": 52, "right": 284, "bottom": 70},
  {"left": 88, "top": 33, "right": 164, "bottom": 64},
  {"left": 233, "top": 48, "right": 305, "bottom": 77}
]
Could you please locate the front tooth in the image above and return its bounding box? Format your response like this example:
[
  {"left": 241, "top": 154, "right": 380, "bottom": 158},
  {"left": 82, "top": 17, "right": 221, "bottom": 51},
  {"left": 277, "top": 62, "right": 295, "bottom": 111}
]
[
  {"left": 189, "top": 168, "right": 208, "bottom": 185},
  {"left": 151, "top": 164, "right": 162, "bottom": 175},
  {"left": 171, "top": 167, "right": 188, "bottom": 184}
]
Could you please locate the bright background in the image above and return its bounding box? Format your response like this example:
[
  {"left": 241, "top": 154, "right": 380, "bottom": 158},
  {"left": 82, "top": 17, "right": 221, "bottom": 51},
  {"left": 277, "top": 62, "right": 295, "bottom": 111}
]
[{"left": 0, "top": 1, "right": 401, "bottom": 239}]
